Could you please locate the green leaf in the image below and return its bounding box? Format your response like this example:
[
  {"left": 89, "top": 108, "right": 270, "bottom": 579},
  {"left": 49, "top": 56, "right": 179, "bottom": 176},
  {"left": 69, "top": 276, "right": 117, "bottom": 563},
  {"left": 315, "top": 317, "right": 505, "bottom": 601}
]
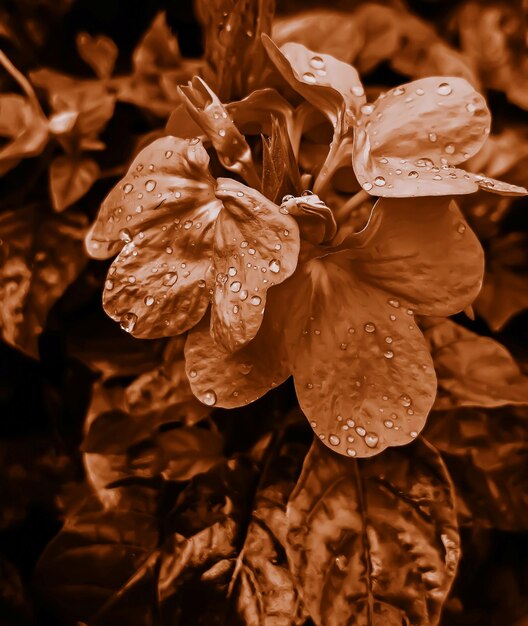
[
  {"left": 286, "top": 438, "right": 460, "bottom": 626},
  {"left": 0, "top": 206, "right": 87, "bottom": 357}
]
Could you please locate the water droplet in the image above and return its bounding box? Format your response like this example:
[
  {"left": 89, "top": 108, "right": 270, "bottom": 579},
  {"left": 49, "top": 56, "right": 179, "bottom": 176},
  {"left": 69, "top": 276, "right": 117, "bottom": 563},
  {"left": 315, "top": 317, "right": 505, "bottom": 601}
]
[
  {"left": 407, "top": 408, "right": 415, "bottom": 416},
  {"left": 400, "top": 394, "right": 412, "bottom": 407},
  {"left": 384, "top": 350, "right": 394, "bottom": 359},
  {"left": 135, "top": 205, "right": 143, "bottom": 214},
  {"left": 340, "top": 343, "right": 348, "bottom": 351},
  {"left": 145, "top": 180, "right": 156, "bottom": 192},
  {"left": 120, "top": 312, "right": 137, "bottom": 333},
  {"left": 279, "top": 206, "right": 289, "bottom": 215},
  {"left": 347, "top": 419, "right": 355, "bottom": 428},
  {"left": 365, "top": 433, "right": 379, "bottom": 447},
  {"left": 123, "top": 183, "right": 133, "bottom": 194},
  {"left": 163, "top": 272, "right": 178, "bottom": 286},
  {"left": 230, "top": 281, "right": 241, "bottom": 293},
  {"left": 410, "top": 430, "right": 418, "bottom": 438},
  {"left": 384, "top": 419, "right": 394, "bottom": 429},
  {"left": 216, "top": 273, "right": 228, "bottom": 285},
  {"left": 329, "top": 434, "right": 340, "bottom": 446},
  {"left": 362, "top": 182, "right": 373, "bottom": 191},
  {"left": 393, "top": 87, "right": 405, "bottom": 96},
  {"left": 379, "top": 157, "right": 388, "bottom": 164},
  {"left": 361, "top": 104, "right": 374, "bottom": 116},
  {"left": 248, "top": 247, "right": 256, "bottom": 255},
  {"left": 408, "top": 171, "right": 419, "bottom": 178},
  {"left": 202, "top": 390, "right": 217, "bottom": 406},
  {"left": 444, "top": 143, "right": 455, "bottom": 154},
  {"left": 128, "top": 275, "right": 136, "bottom": 284},
  {"left": 144, "top": 295, "right": 155, "bottom": 306},
  {"left": 105, "top": 279, "right": 114, "bottom": 290},
  {"left": 218, "top": 129, "right": 226, "bottom": 137},
  {"left": 165, "top": 246, "right": 173, "bottom": 254},
  {"left": 240, "top": 240, "right": 248, "bottom": 248},
  {"left": 165, "top": 150, "right": 173, "bottom": 158},
  {"left": 228, "top": 267, "right": 237, "bottom": 277},
  {"left": 250, "top": 295, "right": 261, "bottom": 306},
  {"left": 437, "top": 82, "right": 452, "bottom": 96},
  {"left": 189, "top": 370, "right": 197, "bottom": 379},
  {"left": 466, "top": 102, "right": 477, "bottom": 113},
  {"left": 269, "top": 259, "right": 281, "bottom": 273},
  {"left": 389, "top": 314, "right": 397, "bottom": 321},
  {"left": 351, "top": 85, "right": 365, "bottom": 97},
  {"left": 416, "top": 158, "right": 434, "bottom": 168},
  {"left": 428, "top": 132, "right": 438, "bottom": 142},
  {"left": 239, "top": 289, "right": 248, "bottom": 301},
  {"left": 457, "top": 223, "right": 466, "bottom": 234},
  {"left": 355, "top": 426, "right": 366, "bottom": 437},
  {"left": 119, "top": 228, "right": 132, "bottom": 243},
  {"left": 302, "top": 72, "right": 317, "bottom": 83},
  {"left": 374, "top": 176, "right": 386, "bottom": 187},
  {"left": 309, "top": 55, "right": 325, "bottom": 69},
  {"left": 364, "top": 323, "right": 376, "bottom": 333},
  {"left": 416, "top": 88, "right": 425, "bottom": 95}
]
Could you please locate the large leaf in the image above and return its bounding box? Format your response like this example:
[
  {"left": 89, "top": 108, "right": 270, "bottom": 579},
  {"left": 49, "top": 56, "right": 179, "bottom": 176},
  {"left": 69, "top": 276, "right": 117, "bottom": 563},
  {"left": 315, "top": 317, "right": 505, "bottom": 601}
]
[
  {"left": 424, "top": 318, "right": 528, "bottom": 409},
  {"left": 425, "top": 406, "right": 528, "bottom": 530},
  {"left": 0, "top": 206, "right": 87, "bottom": 357},
  {"left": 286, "top": 438, "right": 460, "bottom": 626},
  {"left": 49, "top": 154, "right": 100, "bottom": 212}
]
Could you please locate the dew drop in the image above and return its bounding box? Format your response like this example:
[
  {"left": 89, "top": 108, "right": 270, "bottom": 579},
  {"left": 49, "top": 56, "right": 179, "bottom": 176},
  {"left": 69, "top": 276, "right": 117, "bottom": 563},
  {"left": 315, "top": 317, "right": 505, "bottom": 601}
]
[
  {"left": 145, "top": 180, "right": 156, "bottom": 192},
  {"left": 437, "top": 82, "right": 452, "bottom": 96},
  {"left": 310, "top": 421, "right": 317, "bottom": 428},
  {"left": 202, "top": 390, "right": 217, "bottom": 406},
  {"left": 269, "top": 259, "right": 281, "bottom": 273},
  {"left": 144, "top": 295, "right": 155, "bottom": 306},
  {"left": 184, "top": 220, "right": 193, "bottom": 230},
  {"left": 428, "top": 132, "right": 438, "bottom": 142},
  {"left": 248, "top": 248, "right": 256, "bottom": 255},
  {"left": 250, "top": 295, "right": 261, "bottom": 306},
  {"left": 218, "top": 129, "right": 226, "bottom": 137},
  {"left": 119, "top": 228, "right": 132, "bottom": 243},
  {"left": 123, "top": 183, "right": 133, "bottom": 194},
  {"left": 228, "top": 267, "right": 237, "bottom": 276},
  {"left": 410, "top": 430, "right": 418, "bottom": 438},
  {"left": 362, "top": 182, "right": 373, "bottom": 191},
  {"left": 393, "top": 87, "right": 405, "bottom": 96},
  {"left": 105, "top": 279, "right": 114, "bottom": 290},
  {"left": 457, "top": 222, "right": 466, "bottom": 234},
  {"left": 466, "top": 102, "right": 476, "bottom": 113},
  {"left": 165, "top": 150, "right": 173, "bottom": 158},
  {"left": 364, "top": 322, "right": 376, "bottom": 333},
  {"left": 444, "top": 143, "right": 455, "bottom": 154},
  {"left": 400, "top": 394, "right": 412, "bottom": 407},
  {"left": 189, "top": 369, "right": 197, "bottom": 378},
  {"left": 230, "top": 281, "right": 241, "bottom": 292},
  {"left": 365, "top": 433, "right": 379, "bottom": 447},
  {"left": 360, "top": 104, "right": 374, "bottom": 115},
  {"left": 302, "top": 72, "right": 317, "bottom": 83},
  {"left": 347, "top": 419, "right": 355, "bottom": 428},
  {"left": 163, "top": 272, "right": 178, "bottom": 287},
  {"left": 120, "top": 312, "right": 137, "bottom": 333},
  {"left": 309, "top": 55, "right": 325, "bottom": 69},
  {"left": 379, "top": 157, "right": 388, "bottom": 164},
  {"left": 374, "top": 176, "right": 386, "bottom": 187},
  {"left": 329, "top": 434, "right": 340, "bottom": 446},
  {"left": 384, "top": 350, "right": 394, "bottom": 359},
  {"left": 240, "top": 240, "right": 248, "bottom": 248},
  {"left": 135, "top": 205, "right": 143, "bottom": 214},
  {"left": 416, "top": 88, "right": 425, "bottom": 95},
  {"left": 236, "top": 190, "right": 244, "bottom": 197},
  {"left": 346, "top": 448, "right": 357, "bottom": 457},
  {"left": 355, "top": 426, "right": 366, "bottom": 437},
  {"left": 351, "top": 85, "right": 365, "bottom": 97},
  {"left": 165, "top": 246, "right": 173, "bottom": 254},
  {"left": 233, "top": 305, "right": 239, "bottom": 314},
  {"left": 408, "top": 171, "right": 419, "bottom": 178},
  {"left": 340, "top": 343, "right": 348, "bottom": 351},
  {"left": 239, "top": 289, "right": 248, "bottom": 301},
  {"left": 216, "top": 272, "right": 228, "bottom": 285}
]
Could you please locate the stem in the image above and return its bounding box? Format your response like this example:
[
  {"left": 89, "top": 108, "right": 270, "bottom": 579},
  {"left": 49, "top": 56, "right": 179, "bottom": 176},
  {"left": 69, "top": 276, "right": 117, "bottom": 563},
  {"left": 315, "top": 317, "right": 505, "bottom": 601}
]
[
  {"left": 0, "top": 49, "right": 39, "bottom": 106},
  {"left": 335, "top": 189, "right": 370, "bottom": 222}
]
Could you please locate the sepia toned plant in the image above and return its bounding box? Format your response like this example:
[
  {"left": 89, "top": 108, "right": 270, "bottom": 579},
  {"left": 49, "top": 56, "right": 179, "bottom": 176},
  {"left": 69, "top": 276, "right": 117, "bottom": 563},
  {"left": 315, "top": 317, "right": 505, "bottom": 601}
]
[{"left": 1, "top": 1, "right": 528, "bottom": 625}]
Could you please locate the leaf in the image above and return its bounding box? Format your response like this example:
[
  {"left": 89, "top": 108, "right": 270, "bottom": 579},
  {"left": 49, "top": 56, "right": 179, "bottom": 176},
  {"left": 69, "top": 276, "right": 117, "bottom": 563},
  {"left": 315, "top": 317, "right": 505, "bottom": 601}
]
[
  {"left": 261, "top": 115, "right": 302, "bottom": 203},
  {"left": 424, "top": 406, "right": 528, "bottom": 530},
  {"left": 423, "top": 318, "right": 528, "bottom": 409},
  {"left": 132, "top": 11, "right": 181, "bottom": 75},
  {"left": 262, "top": 35, "right": 366, "bottom": 128},
  {"left": 352, "top": 77, "right": 527, "bottom": 198},
  {"left": 285, "top": 438, "right": 460, "bottom": 626},
  {"left": 178, "top": 76, "right": 260, "bottom": 187},
  {"left": 0, "top": 206, "right": 88, "bottom": 357},
  {"left": 49, "top": 154, "right": 100, "bottom": 212},
  {"left": 35, "top": 490, "right": 160, "bottom": 625},
  {"left": 76, "top": 32, "right": 118, "bottom": 79},
  {"left": 211, "top": 178, "right": 300, "bottom": 351}
]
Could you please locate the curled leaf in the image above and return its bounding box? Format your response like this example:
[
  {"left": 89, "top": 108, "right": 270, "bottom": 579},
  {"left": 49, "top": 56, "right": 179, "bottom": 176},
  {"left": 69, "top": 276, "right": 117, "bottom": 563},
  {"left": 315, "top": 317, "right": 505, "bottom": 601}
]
[{"left": 286, "top": 438, "right": 460, "bottom": 626}]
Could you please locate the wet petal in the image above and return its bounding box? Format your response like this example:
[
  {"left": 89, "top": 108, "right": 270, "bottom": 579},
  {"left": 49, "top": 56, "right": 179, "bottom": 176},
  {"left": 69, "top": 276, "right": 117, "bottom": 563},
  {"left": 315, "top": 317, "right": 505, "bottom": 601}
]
[
  {"left": 342, "top": 197, "right": 484, "bottom": 316},
  {"left": 262, "top": 35, "right": 366, "bottom": 127},
  {"left": 211, "top": 178, "right": 300, "bottom": 352},
  {"left": 185, "top": 301, "right": 291, "bottom": 409},
  {"left": 353, "top": 77, "right": 527, "bottom": 197},
  {"left": 85, "top": 136, "right": 216, "bottom": 259},
  {"left": 178, "top": 77, "right": 260, "bottom": 187},
  {"left": 102, "top": 196, "right": 220, "bottom": 339},
  {"left": 284, "top": 261, "right": 436, "bottom": 458}
]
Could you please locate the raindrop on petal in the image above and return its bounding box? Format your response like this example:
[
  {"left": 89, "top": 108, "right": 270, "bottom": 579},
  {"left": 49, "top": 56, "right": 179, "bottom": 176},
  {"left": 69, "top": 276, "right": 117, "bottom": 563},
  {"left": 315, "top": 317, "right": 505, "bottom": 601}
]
[
  {"left": 437, "top": 82, "right": 452, "bottom": 96},
  {"left": 364, "top": 323, "right": 376, "bottom": 333},
  {"left": 145, "top": 180, "right": 156, "bottom": 192},
  {"left": 365, "top": 433, "right": 379, "bottom": 447},
  {"left": 303, "top": 72, "right": 317, "bottom": 83},
  {"left": 120, "top": 312, "right": 137, "bottom": 333},
  {"left": 329, "top": 434, "right": 340, "bottom": 446},
  {"left": 202, "top": 390, "right": 217, "bottom": 406}
]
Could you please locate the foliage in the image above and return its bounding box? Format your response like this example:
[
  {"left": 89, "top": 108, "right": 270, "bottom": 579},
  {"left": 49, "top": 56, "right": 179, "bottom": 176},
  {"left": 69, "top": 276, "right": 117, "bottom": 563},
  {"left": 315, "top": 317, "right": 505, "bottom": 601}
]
[{"left": 0, "top": 1, "right": 528, "bottom": 625}]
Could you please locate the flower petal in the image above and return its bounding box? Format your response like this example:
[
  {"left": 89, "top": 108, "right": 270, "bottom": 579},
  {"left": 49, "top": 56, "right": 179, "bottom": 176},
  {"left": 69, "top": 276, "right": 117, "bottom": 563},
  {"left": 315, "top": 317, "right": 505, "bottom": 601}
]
[
  {"left": 283, "top": 260, "right": 436, "bottom": 458},
  {"left": 211, "top": 178, "right": 300, "bottom": 352},
  {"left": 102, "top": 195, "right": 220, "bottom": 339},
  {"left": 342, "top": 197, "right": 484, "bottom": 316},
  {"left": 262, "top": 35, "right": 366, "bottom": 126},
  {"left": 353, "top": 77, "right": 528, "bottom": 197},
  {"left": 178, "top": 77, "right": 260, "bottom": 187},
  {"left": 85, "top": 136, "right": 217, "bottom": 259},
  {"left": 184, "top": 301, "right": 291, "bottom": 409}
]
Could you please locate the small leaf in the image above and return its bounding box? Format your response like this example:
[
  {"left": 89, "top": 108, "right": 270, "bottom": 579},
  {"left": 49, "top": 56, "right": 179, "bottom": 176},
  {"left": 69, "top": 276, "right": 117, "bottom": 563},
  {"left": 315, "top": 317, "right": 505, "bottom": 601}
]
[
  {"left": 133, "top": 12, "right": 180, "bottom": 75},
  {"left": 424, "top": 318, "right": 528, "bottom": 409},
  {"left": 76, "top": 32, "right": 118, "bottom": 79},
  {"left": 0, "top": 206, "right": 87, "bottom": 357},
  {"left": 261, "top": 115, "right": 302, "bottom": 203},
  {"left": 286, "top": 438, "right": 460, "bottom": 626},
  {"left": 49, "top": 154, "right": 100, "bottom": 212}
]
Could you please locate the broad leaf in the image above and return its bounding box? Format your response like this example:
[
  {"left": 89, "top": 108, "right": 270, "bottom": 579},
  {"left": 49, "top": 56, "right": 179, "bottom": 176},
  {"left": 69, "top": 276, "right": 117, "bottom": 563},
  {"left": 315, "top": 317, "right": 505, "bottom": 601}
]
[
  {"left": 425, "top": 406, "right": 528, "bottom": 530},
  {"left": 0, "top": 206, "right": 87, "bottom": 357},
  {"left": 49, "top": 154, "right": 100, "bottom": 212},
  {"left": 286, "top": 438, "right": 460, "bottom": 626},
  {"left": 76, "top": 32, "right": 118, "bottom": 79},
  {"left": 424, "top": 318, "right": 528, "bottom": 409}
]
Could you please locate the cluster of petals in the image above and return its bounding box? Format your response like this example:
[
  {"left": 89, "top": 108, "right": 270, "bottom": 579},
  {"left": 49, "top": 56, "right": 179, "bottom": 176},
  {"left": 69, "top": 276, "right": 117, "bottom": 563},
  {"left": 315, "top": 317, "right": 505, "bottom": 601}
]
[{"left": 86, "top": 35, "right": 526, "bottom": 458}]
